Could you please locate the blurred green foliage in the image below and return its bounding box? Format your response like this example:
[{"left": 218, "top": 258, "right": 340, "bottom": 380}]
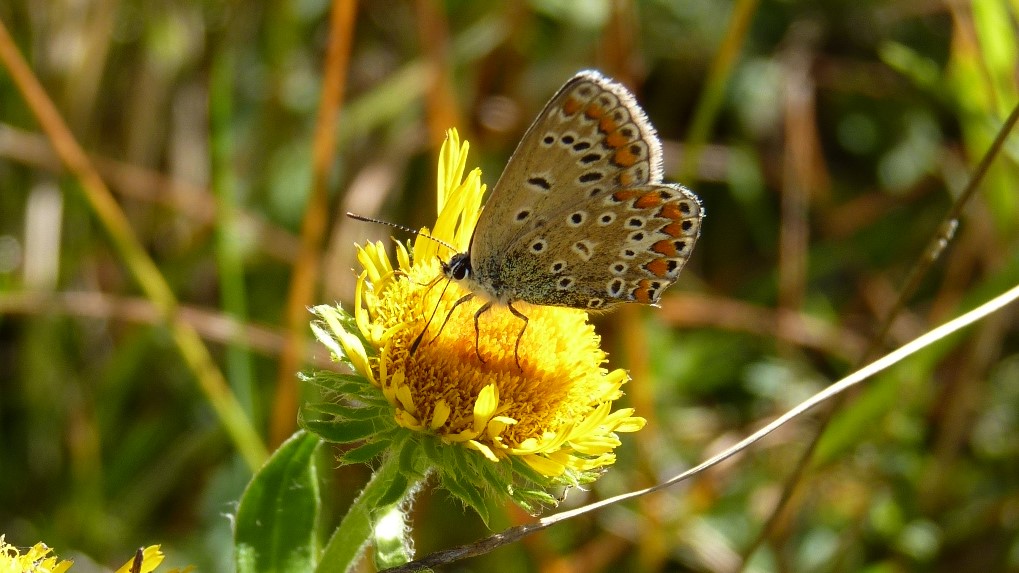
[{"left": 1, "top": 1, "right": 1018, "bottom": 571}]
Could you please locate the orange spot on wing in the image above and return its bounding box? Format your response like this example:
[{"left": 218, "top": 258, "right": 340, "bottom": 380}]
[
  {"left": 635, "top": 192, "right": 663, "bottom": 208},
  {"left": 605, "top": 130, "right": 629, "bottom": 148},
  {"left": 661, "top": 222, "right": 684, "bottom": 237},
  {"left": 613, "top": 146, "right": 639, "bottom": 167},
  {"left": 585, "top": 103, "right": 605, "bottom": 119},
  {"left": 632, "top": 279, "right": 654, "bottom": 303},
  {"left": 563, "top": 96, "right": 582, "bottom": 115},
  {"left": 651, "top": 239, "right": 678, "bottom": 257},
  {"left": 644, "top": 258, "right": 670, "bottom": 278},
  {"left": 657, "top": 203, "right": 683, "bottom": 220},
  {"left": 612, "top": 189, "right": 640, "bottom": 202},
  {"left": 599, "top": 116, "right": 619, "bottom": 134}
]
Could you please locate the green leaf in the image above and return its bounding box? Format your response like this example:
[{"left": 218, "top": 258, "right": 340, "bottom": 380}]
[
  {"left": 304, "top": 401, "right": 386, "bottom": 420},
  {"left": 235, "top": 430, "right": 322, "bottom": 573},
  {"left": 302, "top": 372, "right": 373, "bottom": 396},
  {"left": 338, "top": 440, "right": 390, "bottom": 464},
  {"left": 302, "top": 417, "right": 381, "bottom": 444}
]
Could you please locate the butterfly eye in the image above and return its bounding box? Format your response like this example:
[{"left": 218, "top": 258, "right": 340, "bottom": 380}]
[{"left": 446, "top": 254, "right": 472, "bottom": 280}]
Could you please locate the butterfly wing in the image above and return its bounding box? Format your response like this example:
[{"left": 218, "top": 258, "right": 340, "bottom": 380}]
[
  {"left": 469, "top": 70, "right": 669, "bottom": 277},
  {"left": 497, "top": 183, "right": 702, "bottom": 309},
  {"left": 466, "top": 70, "right": 703, "bottom": 307}
]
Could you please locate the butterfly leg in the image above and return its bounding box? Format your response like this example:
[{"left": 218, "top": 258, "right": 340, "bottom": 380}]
[
  {"left": 507, "top": 302, "right": 529, "bottom": 370},
  {"left": 472, "top": 301, "right": 494, "bottom": 363},
  {"left": 416, "top": 291, "right": 474, "bottom": 353}
]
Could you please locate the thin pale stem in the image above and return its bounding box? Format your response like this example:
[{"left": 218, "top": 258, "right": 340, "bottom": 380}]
[{"left": 315, "top": 453, "right": 417, "bottom": 573}]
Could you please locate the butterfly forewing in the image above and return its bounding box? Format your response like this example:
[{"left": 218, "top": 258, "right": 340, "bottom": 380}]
[{"left": 469, "top": 71, "right": 666, "bottom": 273}]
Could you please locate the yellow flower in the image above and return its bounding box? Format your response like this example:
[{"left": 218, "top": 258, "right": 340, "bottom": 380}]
[
  {"left": 0, "top": 537, "right": 72, "bottom": 573},
  {"left": 307, "top": 129, "right": 645, "bottom": 513},
  {"left": 0, "top": 539, "right": 189, "bottom": 573}
]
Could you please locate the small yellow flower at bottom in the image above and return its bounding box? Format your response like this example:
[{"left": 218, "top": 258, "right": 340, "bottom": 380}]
[
  {"left": 0, "top": 538, "right": 190, "bottom": 573},
  {"left": 0, "top": 536, "right": 73, "bottom": 573}
]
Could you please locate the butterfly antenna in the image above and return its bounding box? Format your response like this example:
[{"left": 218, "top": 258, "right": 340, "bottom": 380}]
[{"left": 346, "top": 212, "right": 457, "bottom": 253}]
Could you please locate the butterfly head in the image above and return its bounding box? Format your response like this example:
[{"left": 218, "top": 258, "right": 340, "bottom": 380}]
[{"left": 442, "top": 252, "right": 473, "bottom": 282}]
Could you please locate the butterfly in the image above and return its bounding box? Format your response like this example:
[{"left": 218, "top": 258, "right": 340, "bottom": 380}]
[{"left": 436, "top": 70, "right": 703, "bottom": 367}]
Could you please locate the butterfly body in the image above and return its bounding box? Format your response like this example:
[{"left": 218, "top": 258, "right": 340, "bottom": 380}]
[{"left": 443, "top": 71, "right": 703, "bottom": 321}]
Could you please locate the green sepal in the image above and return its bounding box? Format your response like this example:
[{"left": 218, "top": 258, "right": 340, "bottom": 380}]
[
  {"left": 377, "top": 472, "right": 410, "bottom": 508},
  {"left": 338, "top": 440, "right": 390, "bottom": 465},
  {"left": 301, "top": 416, "right": 382, "bottom": 444},
  {"left": 443, "top": 473, "right": 491, "bottom": 526}
]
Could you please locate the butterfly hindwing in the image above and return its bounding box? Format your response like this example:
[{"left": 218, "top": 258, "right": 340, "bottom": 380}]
[{"left": 495, "top": 183, "right": 702, "bottom": 309}]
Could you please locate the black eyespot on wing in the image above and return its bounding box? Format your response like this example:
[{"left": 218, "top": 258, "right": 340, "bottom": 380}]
[
  {"left": 579, "top": 172, "right": 603, "bottom": 183},
  {"left": 527, "top": 177, "right": 551, "bottom": 191}
]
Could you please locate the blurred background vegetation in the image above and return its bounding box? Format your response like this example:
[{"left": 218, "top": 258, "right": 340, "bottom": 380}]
[{"left": 2, "top": 0, "right": 1018, "bottom": 571}]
